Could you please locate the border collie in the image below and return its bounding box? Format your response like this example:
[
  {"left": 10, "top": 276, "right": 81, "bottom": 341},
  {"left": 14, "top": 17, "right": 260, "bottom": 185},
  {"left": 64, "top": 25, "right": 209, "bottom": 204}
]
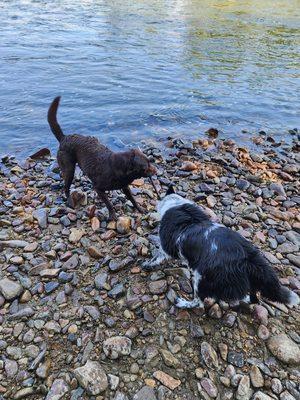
[{"left": 142, "top": 186, "right": 299, "bottom": 309}]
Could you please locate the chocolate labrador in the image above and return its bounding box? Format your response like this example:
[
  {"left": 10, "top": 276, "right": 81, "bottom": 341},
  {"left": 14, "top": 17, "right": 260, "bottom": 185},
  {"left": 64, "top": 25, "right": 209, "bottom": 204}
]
[{"left": 47, "top": 96, "right": 157, "bottom": 220}]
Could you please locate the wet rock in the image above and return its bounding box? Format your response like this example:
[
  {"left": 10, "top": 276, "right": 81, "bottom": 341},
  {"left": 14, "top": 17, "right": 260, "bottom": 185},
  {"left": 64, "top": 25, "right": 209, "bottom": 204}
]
[
  {"left": 103, "top": 336, "right": 132, "bottom": 359},
  {"left": 200, "top": 342, "right": 219, "bottom": 369},
  {"left": 133, "top": 386, "right": 157, "bottom": 400},
  {"left": 45, "top": 378, "right": 69, "bottom": 400},
  {"left": 30, "top": 148, "right": 51, "bottom": 159},
  {"left": 267, "top": 334, "right": 300, "bottom": 366},
  {"left": 74, "top": 360, "right": 108, "bottom": 395},
  {"left": 0, "top": 278, "right": 23, "bottom": 300},
  {"left": 228, "top": 351, "right": 244, "bottom": 368}
]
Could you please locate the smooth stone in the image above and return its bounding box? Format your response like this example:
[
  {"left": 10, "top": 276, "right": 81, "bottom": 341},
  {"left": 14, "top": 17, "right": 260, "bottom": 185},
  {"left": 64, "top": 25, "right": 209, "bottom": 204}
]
[
  {"left": 0, "top": 278, "right": 23, "bottom": 300},
  {"left": 267, "top": 334, "right": 300, "bottom": 366}
]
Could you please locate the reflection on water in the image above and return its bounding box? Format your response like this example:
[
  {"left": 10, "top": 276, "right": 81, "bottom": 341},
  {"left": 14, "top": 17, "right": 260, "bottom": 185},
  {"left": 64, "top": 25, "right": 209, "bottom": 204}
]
[{"left": 0, "top": 0, "right": 299, "bottom": 156}]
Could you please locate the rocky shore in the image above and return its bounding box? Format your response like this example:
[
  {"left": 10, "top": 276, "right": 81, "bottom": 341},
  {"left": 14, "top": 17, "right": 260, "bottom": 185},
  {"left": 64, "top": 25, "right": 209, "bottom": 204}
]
[{"left": 0, "top": 130, "right": 299, "bottom": 400}]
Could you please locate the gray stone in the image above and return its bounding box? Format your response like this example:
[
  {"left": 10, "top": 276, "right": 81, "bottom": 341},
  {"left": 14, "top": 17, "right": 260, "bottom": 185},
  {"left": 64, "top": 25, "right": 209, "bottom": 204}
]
[
  {"left": 45, "top": 378, "right": 69, "bottom": 400},
  {"left": 133, "top": 386, "right": 157, "bottom": 400},
  {"left": 103, "top": 336, "right": 132, "bottom": 359},
  {"left": 33, "top": 208, "right": 48, "bottom": 229},
  {"left": 0, "top": 278, "right": 23, "bottom": 300},
  {"left": 108, "top": 283, "right": 125, "bottom": 299},
  {"left": 94, "top": 272, "right": 108, "bottom": 290},
  {"left": 267, "top": 334, "right": 300, "bottom": 366},
  {"left": 252, "top": 392, "right": 275, "bottom": 400},
  {"left": 200, "top": 342, "right": 219, "bottom": 369},
  {"left": 74, "top": 360, "right": 108, "bottom": 395},
  {"left": 228, "top": 351, "right": 244, "bottom": 368}
]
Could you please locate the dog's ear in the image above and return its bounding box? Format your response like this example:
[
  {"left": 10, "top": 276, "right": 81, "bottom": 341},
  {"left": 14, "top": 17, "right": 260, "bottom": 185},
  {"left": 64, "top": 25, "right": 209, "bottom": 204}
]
[{"left": 166, "top": 184, "right": 175, "bottom": 195}]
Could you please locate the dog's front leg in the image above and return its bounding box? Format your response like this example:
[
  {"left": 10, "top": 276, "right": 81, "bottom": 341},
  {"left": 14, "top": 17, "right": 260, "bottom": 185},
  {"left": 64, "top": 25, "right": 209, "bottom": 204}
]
[
  {"left": 142, "top": 245, "right": 170, "bottom": 271},
  {"left": 122, "top": 186, "right": 145, "bottom": 213},
  {"left": 175, "top": 269, "right": 203, "bottom": 309},
  {"left": 96, "top": 191, "right": 116, "bottom": 221}
]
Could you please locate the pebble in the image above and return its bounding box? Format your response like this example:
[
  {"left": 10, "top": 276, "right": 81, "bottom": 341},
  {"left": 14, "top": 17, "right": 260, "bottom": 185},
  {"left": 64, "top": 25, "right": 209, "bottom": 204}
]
[
  {"left": 250, "top": 365, "right": 264, "bottom": 388},
  {"left": 103, "top": 336, "right": 132, "bottom": 359},
  {"left": 200, "top": 378, "right": 218, "bottom": 398},
  {"left": 200, "top": 342, "right": 219, "bottom": 369},
  {"left": 153, "top": 370, "right": 181, "bottom": 390},
  {"left": 227, "top": 351, "right": 244, "bottom": 368},
  {"left": 74, "top": 360, "right": 108, "bottom": 395},
  {"left": 45, "top": 379, "right": 69, "bottom": 400},
  {"left": 0, "top": 278, "right": 23, "bottom": 300},
  {"left": 133, "top": 386, "right": 157, "bottom": 400}
]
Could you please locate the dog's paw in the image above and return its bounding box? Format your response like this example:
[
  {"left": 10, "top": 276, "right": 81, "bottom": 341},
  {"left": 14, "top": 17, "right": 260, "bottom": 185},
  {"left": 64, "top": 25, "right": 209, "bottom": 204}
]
[{"left": 174, "top": 296, "right": 203, "bottom": 309}]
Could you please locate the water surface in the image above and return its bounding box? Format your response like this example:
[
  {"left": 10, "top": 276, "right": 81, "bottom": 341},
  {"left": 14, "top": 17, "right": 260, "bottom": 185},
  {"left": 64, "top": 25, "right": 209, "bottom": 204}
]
[{"left": 0, "top": 0, "right": 299, "bottom": 157}]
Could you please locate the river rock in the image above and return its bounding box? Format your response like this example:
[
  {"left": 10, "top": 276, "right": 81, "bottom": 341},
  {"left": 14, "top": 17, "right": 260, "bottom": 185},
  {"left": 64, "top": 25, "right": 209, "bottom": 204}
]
[
  {"left": 153, "top": 370, "right": 181, "bottom": 390},
  {"left": 74, "top": 360, "right": 108, "bottom": 395},
  {"left": 200, "top": 342, "right": 219, "bottom": 369},
  {"left": 103, "top": 336, "right": 132, "bottom": 359},
  {"left": 116, "top": 216, "right": 132, "bottom": 234},
  {"left": 236, "top": 375, "right": 251, "bottom": 400},
  {"left": 45, "top": 378, "right": 69, "bottom": 400},
  {"left": 267, "top": 334, "right": 300, "bottom": 365},
  {"left": 133, "top": 386, "right": 157, "bottom": 400},
  {"left": 250, "top": 365, "right": 264, "bottom": 388},
  {"left": 32, "top": 208, "right": 48, "bottom": 229},
  {"left": 0, "top": 278, "right": 23, "bottom": 300}
]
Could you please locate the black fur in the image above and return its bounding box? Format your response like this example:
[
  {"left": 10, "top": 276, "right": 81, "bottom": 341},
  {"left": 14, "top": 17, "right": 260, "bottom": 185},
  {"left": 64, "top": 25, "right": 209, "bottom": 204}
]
[{"left": 160, "top": 203, "right": 293, "bottom": 304}]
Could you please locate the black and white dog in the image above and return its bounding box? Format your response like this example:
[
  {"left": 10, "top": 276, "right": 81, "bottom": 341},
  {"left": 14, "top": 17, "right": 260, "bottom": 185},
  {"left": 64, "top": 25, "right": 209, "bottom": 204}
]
[{"left": 143, "top": 186, "right": 299, "bottom": 309}]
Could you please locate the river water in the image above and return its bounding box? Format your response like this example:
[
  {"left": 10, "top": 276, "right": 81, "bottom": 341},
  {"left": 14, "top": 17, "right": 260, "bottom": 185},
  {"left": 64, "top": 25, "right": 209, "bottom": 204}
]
[{"left": 1, "top": 0, "right": 299, "bottom": 157}]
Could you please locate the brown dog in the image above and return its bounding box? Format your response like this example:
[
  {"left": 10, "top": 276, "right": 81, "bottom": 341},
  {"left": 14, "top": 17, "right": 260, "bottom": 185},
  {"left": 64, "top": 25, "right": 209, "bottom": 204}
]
[{"left": 47, "top": 97, "right": 157, "bottom": 220}]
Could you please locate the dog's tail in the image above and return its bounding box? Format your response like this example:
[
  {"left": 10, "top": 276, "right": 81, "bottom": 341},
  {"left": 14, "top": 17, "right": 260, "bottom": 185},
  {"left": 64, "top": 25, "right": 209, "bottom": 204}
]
[
  {"left": 47, "top": 96, "right": 64, "bottom": 142},
  {"left": 248, "top": 251, "right": 299, "bottom": 306}
]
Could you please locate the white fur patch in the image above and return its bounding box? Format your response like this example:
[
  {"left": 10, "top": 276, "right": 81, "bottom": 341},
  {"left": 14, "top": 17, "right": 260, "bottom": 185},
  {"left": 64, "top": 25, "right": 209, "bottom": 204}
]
[
  {"left": 142, "top": 245, "right": 170, "bottom": 270},
  {"left": 192, "top": 270, "right": 202, "bottom": 296},
  {"left": 175, "top": 297, "right": 203, "bottom": 309},
  {"left": 241, "top": 295, "right": 251, "bottom": 303},
  {"left": 158, "top": 194, "right": 193, "bottom": 219},
  {"left": 204, "top": 223, "right": 222, "bottom": 239},
  {"left": 210, "top": 240, "right": 218, "bottom": 252},
  {"left": 288, "top": 290, "right": 300, "bottom": 307}
]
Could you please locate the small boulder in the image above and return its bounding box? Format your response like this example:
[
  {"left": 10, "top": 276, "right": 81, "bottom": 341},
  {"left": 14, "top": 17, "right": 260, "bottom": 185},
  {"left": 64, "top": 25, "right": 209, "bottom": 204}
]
[{"left": 74, "top": 360, "right": 108, "bottom": 395}]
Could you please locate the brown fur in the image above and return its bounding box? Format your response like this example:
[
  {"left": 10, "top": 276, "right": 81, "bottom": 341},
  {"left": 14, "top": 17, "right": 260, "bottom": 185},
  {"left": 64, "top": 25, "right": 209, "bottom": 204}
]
[{"left": 48, "top": 97, "right": 156, "bottom": 220}]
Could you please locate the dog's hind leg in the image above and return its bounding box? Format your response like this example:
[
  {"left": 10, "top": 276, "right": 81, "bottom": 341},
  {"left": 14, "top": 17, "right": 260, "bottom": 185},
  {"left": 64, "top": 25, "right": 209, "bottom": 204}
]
[
  {"left": 122, "top": 186, "right": 144, "bottom": 213},
  {"left": 57, "top": 150, "right": 76, "bottom": 203},
  {"left": 175, "top": 270, "right": 204, "bottom": 309},
  {"left": 142, "top": 245, "right": 170, "bottom": 271},
  {"left": 96, "top": 190, "right": 116, "bottom": 221}
]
